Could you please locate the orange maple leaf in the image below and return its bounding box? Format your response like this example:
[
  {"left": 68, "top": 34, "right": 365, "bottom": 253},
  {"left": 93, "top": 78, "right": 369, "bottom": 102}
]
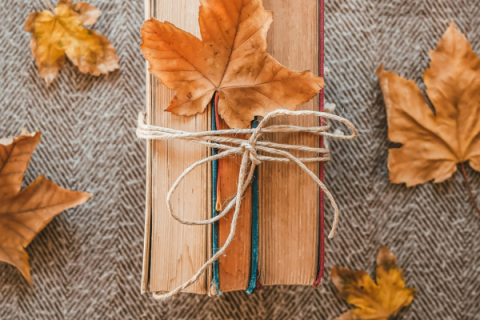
[
  {"left": 0, "top": 130, "right": 91, "bottom": 283},
  {"left": 377, "top": 22, "right": 480, "bottom": 187},
  {"left": 140, "top": 0, "right": 324, "bottom": 129},
  {"left": 331, "top": 246, "right": 417, "bottom": 320}
]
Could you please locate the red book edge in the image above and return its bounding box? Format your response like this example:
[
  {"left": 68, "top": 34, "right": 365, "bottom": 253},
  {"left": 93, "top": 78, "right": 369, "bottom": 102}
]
[{"left": 313, "top": 0, "right": 325, "bottom": 288}]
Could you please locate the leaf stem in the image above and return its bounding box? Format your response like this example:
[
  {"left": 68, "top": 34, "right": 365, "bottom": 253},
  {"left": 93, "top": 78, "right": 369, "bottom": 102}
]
[
  {"left": 44, "top": 0, "right": 55, "bottom": 13},
  {"left": 461, "top": 163, "right": 480, "bottom": 218}
]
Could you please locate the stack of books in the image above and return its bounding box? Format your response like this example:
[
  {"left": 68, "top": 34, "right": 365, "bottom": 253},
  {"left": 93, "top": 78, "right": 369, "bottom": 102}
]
[{"left": 141, "top": 0, "right": 326, "bottom": 296}]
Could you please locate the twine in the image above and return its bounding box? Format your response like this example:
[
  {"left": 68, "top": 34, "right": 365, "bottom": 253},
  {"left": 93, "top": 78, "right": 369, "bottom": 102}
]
[{"left": 136, "top": 109, "right": 357, "bottom": 300}]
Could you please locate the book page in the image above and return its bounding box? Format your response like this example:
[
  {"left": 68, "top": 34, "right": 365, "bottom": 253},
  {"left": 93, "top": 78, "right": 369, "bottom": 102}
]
[
  {"left": 259, "top": 0, "right": 320, "bottom": 286},
  {"left": 148, "top": 0, "right": 209, "bottom": 294}
]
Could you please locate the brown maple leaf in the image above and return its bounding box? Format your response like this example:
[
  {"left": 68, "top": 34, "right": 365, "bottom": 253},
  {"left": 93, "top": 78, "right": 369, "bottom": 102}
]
[
  {"left": 140, "top": 0, "right": 324, "bottom": 129},
  {"left": 377, "top": 22, "right": 480, "bottom": 187},
  {"left": 0, "top": 130, "right": 91, "bottom": 283},
  {"left": 331, "top": 246, "right": 417, "bottom": 320},
  {"left": 25, "top": 0, "right": 119, "bottom": 86}
]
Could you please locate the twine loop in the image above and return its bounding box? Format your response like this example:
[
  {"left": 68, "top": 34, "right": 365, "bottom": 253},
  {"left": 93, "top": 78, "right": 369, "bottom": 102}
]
[{"left": 136, "top": 108, "right": 357, "bottom": 300}]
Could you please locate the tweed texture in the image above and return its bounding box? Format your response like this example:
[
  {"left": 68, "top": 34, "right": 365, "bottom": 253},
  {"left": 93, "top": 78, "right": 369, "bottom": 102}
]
[{"left": 0, "top": 0, "right": 479, "bottom": 319}]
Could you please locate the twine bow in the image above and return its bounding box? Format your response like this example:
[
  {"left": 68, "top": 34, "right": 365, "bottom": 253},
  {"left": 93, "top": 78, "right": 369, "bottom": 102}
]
[{"left": 136, "top": 109, "right": 357, "bottom": 300}]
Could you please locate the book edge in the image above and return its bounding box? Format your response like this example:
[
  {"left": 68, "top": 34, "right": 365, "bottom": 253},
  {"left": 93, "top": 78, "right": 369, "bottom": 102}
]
[
  {"left": 141, "top": 0, "right": 152, "bottom": 294},
  {"left": 314, "top": 0, "right": 325, "bottom": 288}
]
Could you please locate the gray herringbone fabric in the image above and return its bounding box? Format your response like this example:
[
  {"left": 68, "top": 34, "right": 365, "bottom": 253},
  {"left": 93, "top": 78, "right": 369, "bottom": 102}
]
[{"left": 1, "top": 0, "right": 479, "bottom": 319}]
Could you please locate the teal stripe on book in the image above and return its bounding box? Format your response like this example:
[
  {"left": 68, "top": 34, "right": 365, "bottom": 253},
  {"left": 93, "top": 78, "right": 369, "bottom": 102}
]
[
  {"left": 211, "top": 97, "right": 221, "bottom": 294},
  {"left": 246, "top": 117, "right": 260, "bottom": 294}
]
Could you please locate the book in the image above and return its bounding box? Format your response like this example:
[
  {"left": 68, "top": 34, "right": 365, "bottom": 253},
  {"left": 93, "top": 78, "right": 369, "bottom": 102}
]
[
  {"left": 214, "top": 105, "right": 254, "bottom": 293},
  {"left": 141, "top": 0, "right": 324, "bottom": 295}
]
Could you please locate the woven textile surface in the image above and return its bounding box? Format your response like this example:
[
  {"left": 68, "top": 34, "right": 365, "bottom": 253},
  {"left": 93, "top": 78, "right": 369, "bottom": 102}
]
[{"left": 1, "top": 0, "right": 479, "bottom": 319}]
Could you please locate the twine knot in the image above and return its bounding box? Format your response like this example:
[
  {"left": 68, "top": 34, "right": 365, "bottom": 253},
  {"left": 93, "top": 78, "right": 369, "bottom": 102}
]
[
  {"left": 136, "top": 108, "right": 357, "bottom": 300},
  {"left": 241, "top": 142, "right": 262, "bottom": 165}
]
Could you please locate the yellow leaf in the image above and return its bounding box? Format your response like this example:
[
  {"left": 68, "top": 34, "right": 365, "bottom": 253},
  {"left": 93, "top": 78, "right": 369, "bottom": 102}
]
[
  {"left": 377, "top": 22, "right": 480, "bottom": 187},
  {"left": 0, "top": 130, "right": 91, "bottom": 283},
  {"left": 331, "top": 246, "right": 417, "bottom": 320},
  {"left": 25, "top": 0, "right": 119, "bottom": 86},
  {"left": 140, "top": 0, "right": 324, "bottom": 129}
]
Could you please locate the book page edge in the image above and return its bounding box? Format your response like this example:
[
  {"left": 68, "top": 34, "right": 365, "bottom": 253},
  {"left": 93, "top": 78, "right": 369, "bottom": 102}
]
[{"left": 141, "top": 0, "right": 152, "bottom": 294}]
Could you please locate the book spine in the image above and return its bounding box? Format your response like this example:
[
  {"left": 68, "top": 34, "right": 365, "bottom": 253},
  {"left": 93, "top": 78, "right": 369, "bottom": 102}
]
[
  {"left": 314, "top": 0, "right": 325, "bottom": 288},
  {"left": 141, "top": 0, "right": 153, "bottom": 294},
  {"left": 246, "top": 117, "right": 260, "bottom": 294},
  {"left": 214, "top": 94, "right": 253, "bottom": 293},
  {"left": 211, "top": 96, "right": 220, "bottom": 293}
]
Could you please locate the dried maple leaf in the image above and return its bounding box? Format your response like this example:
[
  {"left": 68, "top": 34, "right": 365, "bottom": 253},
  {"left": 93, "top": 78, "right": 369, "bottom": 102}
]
[
  {"left": 0, "top": 129, "right": 91, "bottom": 283},
  {"left": 140, "top": 0, "right": 324, "bottom": 129},
  {"left": 331, "top": 246, "right": 417, "bottom": 320},
  {"left": 377, "top": 22, "right": 480, "bottom": 187},
  {"left": 24, "top": 0, "right": 119, "bottom": 86}
]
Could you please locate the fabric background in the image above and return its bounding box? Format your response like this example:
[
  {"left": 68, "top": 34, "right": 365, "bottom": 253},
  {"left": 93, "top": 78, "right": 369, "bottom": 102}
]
[{"left": 1, "top": 0, "right": 479, "bottom": 319}]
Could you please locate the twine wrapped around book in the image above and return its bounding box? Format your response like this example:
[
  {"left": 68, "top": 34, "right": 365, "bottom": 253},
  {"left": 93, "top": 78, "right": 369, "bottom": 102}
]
[{"left": 136, "top": 109, "right": 357, "bottom": 300}]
